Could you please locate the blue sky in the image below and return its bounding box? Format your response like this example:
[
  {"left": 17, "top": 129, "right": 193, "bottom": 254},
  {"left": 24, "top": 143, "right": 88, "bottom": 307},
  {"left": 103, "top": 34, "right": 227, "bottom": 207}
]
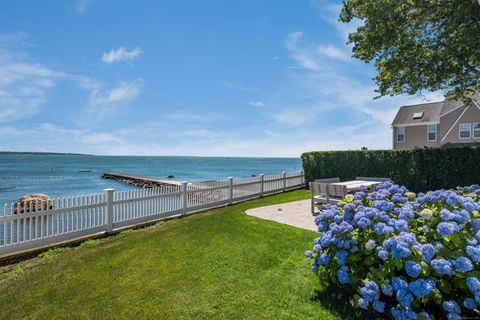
[{"left": 0, "top": 0, "right": 442, "bottom": 157}]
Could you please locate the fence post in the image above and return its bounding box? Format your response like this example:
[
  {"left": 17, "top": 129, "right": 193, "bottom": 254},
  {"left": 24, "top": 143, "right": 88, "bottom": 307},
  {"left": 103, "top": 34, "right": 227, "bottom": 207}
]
[
  {"left": 228, "top": 177, "right": 234, "bottom": 205},
  {"left": 259, "top": 174, "right": 264, "bottom": 197},
  {"left": 300, "top": 170, "right": 304, "bottom": 187},
  {"left": 105, "top": 188, "right": 114, "bottom": 233},
  {"left": 181, "top": 181, "right": 188, "bottom": 215},
  {"left": 282, "top": 171, "right": 287, "bottom": 192}
]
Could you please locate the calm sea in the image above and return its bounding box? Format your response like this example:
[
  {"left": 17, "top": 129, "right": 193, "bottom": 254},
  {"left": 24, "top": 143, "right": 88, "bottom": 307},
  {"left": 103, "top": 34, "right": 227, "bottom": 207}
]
[{"left": 0, "top": 154, "right": 301, "bottom": 204}]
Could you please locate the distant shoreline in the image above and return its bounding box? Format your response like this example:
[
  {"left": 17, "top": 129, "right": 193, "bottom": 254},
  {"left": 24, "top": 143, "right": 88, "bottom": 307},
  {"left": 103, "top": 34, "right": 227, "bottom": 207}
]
[
  {"left": 0, "top": 152, "right": 299, "bottom": 159},
  {"left": 0, "top": 151, "right": 91, "bottom": 156}
]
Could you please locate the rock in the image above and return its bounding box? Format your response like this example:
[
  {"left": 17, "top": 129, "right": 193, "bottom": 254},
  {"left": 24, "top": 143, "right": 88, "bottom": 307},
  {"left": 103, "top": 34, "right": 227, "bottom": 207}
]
[
  {"left": 13, "top": 194, "right": 53, "bottom": 214},
  {"left": 167, "top": 175, "right": 175, "bottom": 179}
]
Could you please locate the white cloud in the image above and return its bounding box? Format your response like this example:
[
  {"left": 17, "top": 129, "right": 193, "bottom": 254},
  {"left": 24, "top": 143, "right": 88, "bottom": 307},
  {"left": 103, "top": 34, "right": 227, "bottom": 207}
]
[
  {"left": 285, "top": 32, "right": 322, "bottom": 71},
  {"left": 317, "top": 45, "right": 350, "bottom": 61},
  {"left": 0, "top": 39, "right": 65, "bottom": 123},
  {"left": 89, "top": 79, "right": 143, "bottom": 106},
  {"left": 309, "top": 0, "right": 363, "bottom": 42},
  {"left": 249, "top": 101, "right": 265, "bottom": 108},
  {"left": 101, "top": 47, "right": 143, "bottom": 64}
]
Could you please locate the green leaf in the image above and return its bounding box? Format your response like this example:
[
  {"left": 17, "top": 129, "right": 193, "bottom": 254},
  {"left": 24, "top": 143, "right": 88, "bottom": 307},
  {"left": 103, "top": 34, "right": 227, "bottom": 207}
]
[{"left": 438, "top": 279, "right": 452, "bottom": 294}]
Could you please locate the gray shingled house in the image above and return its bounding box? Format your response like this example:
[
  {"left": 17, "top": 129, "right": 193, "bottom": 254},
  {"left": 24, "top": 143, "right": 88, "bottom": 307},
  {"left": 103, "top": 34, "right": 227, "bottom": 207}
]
[{"left": 391, "top": 97, "right": 480, "bottom": 150}]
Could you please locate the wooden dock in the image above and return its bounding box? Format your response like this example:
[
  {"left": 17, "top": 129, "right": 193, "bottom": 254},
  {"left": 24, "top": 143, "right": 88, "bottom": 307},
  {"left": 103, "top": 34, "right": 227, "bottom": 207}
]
[{"left": 102, "top": 173, "right": 183, "bottom": 188}]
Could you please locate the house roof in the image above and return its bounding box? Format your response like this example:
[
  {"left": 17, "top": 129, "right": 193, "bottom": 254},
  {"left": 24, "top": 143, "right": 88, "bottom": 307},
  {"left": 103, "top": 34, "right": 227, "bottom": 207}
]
[{"left": 391, "top": 99, "right": 464, "bottom": 126}]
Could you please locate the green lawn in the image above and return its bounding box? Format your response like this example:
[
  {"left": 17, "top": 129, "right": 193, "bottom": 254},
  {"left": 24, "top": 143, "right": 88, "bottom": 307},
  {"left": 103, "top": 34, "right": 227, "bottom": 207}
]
[{"left": 0, "top": 190, "right": 362, "bottom": 320}]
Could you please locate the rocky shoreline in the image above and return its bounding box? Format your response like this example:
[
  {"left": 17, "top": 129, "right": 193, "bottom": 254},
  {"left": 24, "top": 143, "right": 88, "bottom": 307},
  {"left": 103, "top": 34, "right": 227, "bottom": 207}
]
[{"left": 101, "top": 173, "right": 182, "bottom": 190}]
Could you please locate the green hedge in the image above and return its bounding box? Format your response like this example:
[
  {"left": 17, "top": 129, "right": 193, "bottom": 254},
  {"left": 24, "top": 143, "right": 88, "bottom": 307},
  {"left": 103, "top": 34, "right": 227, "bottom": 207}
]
[{"left": 301, "top": 147, "right": 480, "bottom": 192}]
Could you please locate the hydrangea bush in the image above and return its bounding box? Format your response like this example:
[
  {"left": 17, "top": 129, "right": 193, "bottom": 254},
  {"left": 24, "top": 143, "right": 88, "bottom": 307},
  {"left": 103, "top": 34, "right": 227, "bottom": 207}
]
[{"left": 306, "top": 182, "right": 480, "bottom": 320}]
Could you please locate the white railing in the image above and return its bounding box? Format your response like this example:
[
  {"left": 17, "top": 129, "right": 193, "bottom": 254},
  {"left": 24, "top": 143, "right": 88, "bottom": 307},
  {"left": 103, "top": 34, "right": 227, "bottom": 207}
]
[{"left": 0, "top": 171, "right": 304, "bottom": 256}]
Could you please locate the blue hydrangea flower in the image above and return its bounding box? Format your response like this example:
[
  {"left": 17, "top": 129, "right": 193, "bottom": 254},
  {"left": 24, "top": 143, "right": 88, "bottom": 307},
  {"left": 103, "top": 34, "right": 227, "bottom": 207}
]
[
  {"left": 374, "top": 222, "right": 394, "bottom": 235},
  {"left": 454, "top": 256, "right": 473, "bottom": 273},
  {"left": 398, "top": 232, "right": 417, "bottom": 245},
  {"left": 392, "top": 194, "right": 406, "bottom": 203},
  {"left": 420, "top": 244, "right": 435, "bottom": 263},
  {"left": 405, "top": 261, "right": 422, "bottom": 278},
  {"left": 392, "top": 241, "right": 411, "bottom": 259},
  {"left": 311, "top": 260, "right": 318, "bottom": 272},
  {"left": 304, "top": 250, "right": 312, "bottom": 258},
  {"left": 317, "top": 253, "right": 331, "bottom": 265},
  {"left": 466, "top": 245, "right": 480, "bottom": 262},
  {"left": 408, "top": 279, "right": 435, "bottom": 298},
  {"left": 431, "top": 259, "right": 455, "bottom": 275},
  {"left": 358, "top": 297, "right": 368, "bottom": 309},
  {"left": 442, "top": 300, "right": 461, "bottom": 314},
  {"left": 337, "top": 265, "right": 350, "bottom": 284},
  {"left": 396, "top": 289, "right": 413, "bottom": 307},
  {"left": 374, "top": 200, "right": 394, "bottom": 212},
  {"left": 433, "top": 241, "right": 444, "bottom": 251},
  {"left": 360, "top": 281, "right": 379, "bottom": 302},
  {"left": 395, "top": 219, "right": 408, "bottom": 232},
  {"left": 392, "top": 277, "right": 408, "bottom": 291},
  {"left": 466, "top": 277, "right": 480, "bottom": 294},
  {"left": 405, "top": 309, "right": 417, "bottom": 319},
  {"left": 354, "top": 191, "right": 366, "bottom": 199},
  {"left": 373, "top": 300, "right": 385, "bottom": 313},
  {"left": 398, "top": 209, "right": 414, "bottom": 220},
  {"left": 464, "top": 298, "right": 476, "bottom": 310},
  {"left": 463, "top": 201, "right": 477, "bottom": 212},
  {"left": 378, "top": 250, "right": 389, "bottom": 260},
  {"left": 381, "top": 283, "right": 393, "bottom": 296},
  {"left": 446, "top": 313, "right": 461, "bottom": 320},
  {"left": 335, "top": 250, "right": 348, "bottom": 265},
  {"left": 467, "top": 238, "right": 478, "bottom": 246},
  {"left": 437, "top": 222, "right": 459, "bottom": 237},
  {"left": 475, "top": 292, "right": 480, "bottom": 304},
  {"left": 452, "top": 209, "right": 471, "bottom": 223},
  {"left": 391, "top": 307, "right": 406, "bottom": 320},
  {"left": 472, "top": 220, "right": 480, "bottom": 233},
  {"left": 357, "top": 217, "right": 372, "bottom": 229},
  {"left": 440, "top": 209, "right": 455, "bottom": 221},
  {"left": 446, "top": 194, "right": 461, "bottom": 206}
]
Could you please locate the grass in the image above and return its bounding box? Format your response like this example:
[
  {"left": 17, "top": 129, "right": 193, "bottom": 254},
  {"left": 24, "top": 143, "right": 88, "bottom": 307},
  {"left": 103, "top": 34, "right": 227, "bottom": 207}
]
[{"left": 0, "top": 190, "right": 363, "bottom": 320}]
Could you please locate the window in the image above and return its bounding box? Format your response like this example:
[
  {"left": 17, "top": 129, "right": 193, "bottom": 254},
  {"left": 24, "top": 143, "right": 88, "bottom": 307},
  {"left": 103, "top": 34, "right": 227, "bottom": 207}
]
[
  {"left": 427, "top": 124, "right": 437, "bottom": 141},
  {"left": 474, "top": 123, "right": 480, "bottom": 138},
  {"left": 413, "top": 112, "right": 424, "bottom": 120},
  {"left": 459, "top": 123, "right": 471, "bottom": 139},
  {"left": 397, "top": 127, "right": 405, "bottom": 142}
]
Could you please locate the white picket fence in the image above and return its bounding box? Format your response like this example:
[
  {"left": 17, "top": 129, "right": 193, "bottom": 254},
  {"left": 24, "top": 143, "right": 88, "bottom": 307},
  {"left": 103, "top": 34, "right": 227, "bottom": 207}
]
[{"left": 0, "top": 171, "right": 304, "bottom": 256}]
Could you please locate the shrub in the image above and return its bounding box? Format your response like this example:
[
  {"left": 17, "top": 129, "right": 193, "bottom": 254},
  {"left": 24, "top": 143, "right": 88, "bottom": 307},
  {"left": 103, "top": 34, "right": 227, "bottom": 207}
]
[
  {"left": 306, "top": 182, "right": 480, "bottom": 319},
  {"left": 301, "top": 148, "right": 480, "bottom": 192}
]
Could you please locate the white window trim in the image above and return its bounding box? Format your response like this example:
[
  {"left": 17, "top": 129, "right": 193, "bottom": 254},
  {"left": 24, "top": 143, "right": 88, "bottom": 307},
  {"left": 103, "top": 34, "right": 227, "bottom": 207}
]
[
  {"left": 474, "top": 122, "right": 480, "bottom": 139},
  {"left": 397, "top": 127, "right": 405, "bottom": 143},
  {"left": 427, "top": 124, "right": 437, "bottom": 141},
  {"left": 459, "top": 123, "right": 472, "bottom": 139},
  {"left": 441, "top": 106, "right": 469, "bottom": 142}
]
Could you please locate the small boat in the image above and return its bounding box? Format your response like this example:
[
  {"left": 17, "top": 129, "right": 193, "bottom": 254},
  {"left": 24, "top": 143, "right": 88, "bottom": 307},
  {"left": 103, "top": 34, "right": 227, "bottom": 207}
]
[
  {"left": 79, "top": 169, "right": 93, "bottom": 173},
  {"left": 167, "top": 175, "right": 175, "bottom": 178}
]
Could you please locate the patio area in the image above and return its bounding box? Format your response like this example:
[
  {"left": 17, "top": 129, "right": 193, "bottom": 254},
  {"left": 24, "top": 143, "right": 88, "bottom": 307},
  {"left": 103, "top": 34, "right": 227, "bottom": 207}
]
[{"left": 245, "top": 199, "right": 316, "bottom": 231}]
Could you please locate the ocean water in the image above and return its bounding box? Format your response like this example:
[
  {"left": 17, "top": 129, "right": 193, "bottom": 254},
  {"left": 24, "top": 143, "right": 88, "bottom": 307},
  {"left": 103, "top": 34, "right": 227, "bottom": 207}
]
[{"left": 0, "top": 154, "right": 301, "bottom": 205}]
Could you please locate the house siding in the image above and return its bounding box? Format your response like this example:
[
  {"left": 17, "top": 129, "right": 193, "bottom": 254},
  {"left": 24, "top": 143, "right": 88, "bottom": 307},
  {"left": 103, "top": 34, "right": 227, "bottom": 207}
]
[
  {"left": 442, "top": 103, "right": 480, "bottom": 144},
  {"left": 439, "top": 105, "right": 466, "bottom": 139},
  {"left": 393, "top": 125, "right": 440, "bottom": 150}
]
